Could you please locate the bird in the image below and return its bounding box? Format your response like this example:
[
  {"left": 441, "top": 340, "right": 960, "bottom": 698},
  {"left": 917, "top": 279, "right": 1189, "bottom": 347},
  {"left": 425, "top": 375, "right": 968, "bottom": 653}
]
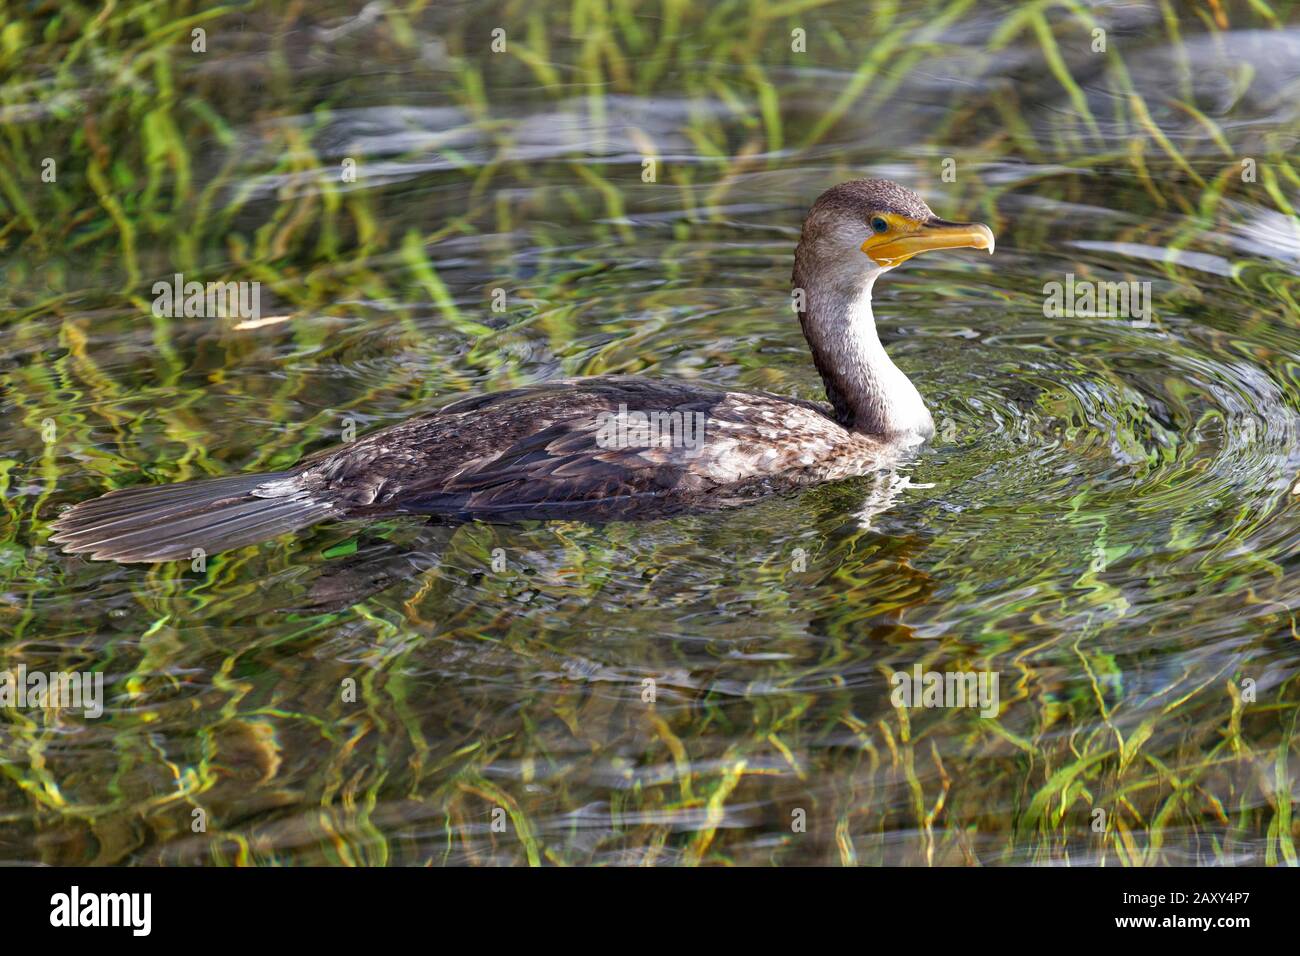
[{"left": 49, "top": 179, "right": 994, "bottom": 563}]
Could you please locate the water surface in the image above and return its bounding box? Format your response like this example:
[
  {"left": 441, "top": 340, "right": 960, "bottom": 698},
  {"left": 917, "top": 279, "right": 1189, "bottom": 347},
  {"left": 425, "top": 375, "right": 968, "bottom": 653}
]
[{"left": 2, "top": 0, "right": 1299, "bottom": 865}]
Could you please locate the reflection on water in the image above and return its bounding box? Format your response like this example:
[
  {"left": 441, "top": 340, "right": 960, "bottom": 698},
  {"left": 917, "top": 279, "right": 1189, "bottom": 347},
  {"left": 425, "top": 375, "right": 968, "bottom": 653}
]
[{"left": 2, "top": 1, "right": 1299, "bottom": 865}]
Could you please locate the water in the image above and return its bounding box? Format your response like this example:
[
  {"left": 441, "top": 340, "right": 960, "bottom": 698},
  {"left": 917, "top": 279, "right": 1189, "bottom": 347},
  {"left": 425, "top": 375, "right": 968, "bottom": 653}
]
[{"left": 2, "top": 1, "right": 1299, "bottom": 865}]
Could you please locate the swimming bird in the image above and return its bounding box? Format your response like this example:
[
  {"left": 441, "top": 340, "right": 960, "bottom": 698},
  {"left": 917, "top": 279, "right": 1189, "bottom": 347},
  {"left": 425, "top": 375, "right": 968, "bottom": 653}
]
[{"left": 50, "top": 179, "right": 993, "bottom": 563}]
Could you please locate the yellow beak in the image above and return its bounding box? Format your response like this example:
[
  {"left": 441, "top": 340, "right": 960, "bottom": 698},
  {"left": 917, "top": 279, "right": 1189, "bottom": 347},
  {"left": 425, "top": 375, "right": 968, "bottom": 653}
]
[{"left": 862, "top": 218, "right": 995, "bottom": 268}]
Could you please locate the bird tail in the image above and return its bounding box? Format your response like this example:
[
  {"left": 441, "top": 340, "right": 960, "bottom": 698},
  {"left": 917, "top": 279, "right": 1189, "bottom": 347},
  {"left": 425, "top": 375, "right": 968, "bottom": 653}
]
[{"left": 49, "top": 471, "right": 336, "bottom": 564}]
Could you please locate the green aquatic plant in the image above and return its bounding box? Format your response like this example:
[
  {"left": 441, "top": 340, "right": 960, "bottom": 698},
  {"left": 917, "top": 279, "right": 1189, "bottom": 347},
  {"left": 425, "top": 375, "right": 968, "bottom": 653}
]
[{"left": 0, "top": 0, "right": 1298, "bottom": 865}]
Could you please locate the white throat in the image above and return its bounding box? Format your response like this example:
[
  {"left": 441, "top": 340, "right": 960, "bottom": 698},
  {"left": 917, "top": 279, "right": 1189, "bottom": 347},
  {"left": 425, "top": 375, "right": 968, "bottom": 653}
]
[{"left": 797, "top": 267, "right": 935, "bottom": 441}]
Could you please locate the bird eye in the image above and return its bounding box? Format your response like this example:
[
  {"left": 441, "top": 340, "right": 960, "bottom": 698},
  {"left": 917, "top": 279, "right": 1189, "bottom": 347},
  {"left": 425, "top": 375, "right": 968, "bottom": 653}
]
[{"left": 870, "top": 216, "right": 889, "bottom": 234}]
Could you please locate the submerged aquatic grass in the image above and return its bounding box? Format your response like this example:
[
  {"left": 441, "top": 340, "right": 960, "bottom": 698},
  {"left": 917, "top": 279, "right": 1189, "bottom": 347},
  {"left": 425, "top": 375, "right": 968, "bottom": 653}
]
[{"left": 1, "top": 0, "right": 1299, "bottom": 865}]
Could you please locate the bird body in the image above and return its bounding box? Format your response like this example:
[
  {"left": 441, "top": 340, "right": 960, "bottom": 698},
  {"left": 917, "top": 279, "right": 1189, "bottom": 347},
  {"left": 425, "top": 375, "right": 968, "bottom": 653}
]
[
  {"left": 51, "top": 180, "right": 993, "bottom": 563},
  {"left": 51, "top": 377, "right": 895, "bottom": 561}
]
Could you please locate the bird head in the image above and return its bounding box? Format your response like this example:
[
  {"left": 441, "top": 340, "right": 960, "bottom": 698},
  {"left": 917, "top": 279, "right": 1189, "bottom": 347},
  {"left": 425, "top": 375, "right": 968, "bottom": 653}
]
[{"left": 797, "top": 179, "right": 994, "bottom": 283}]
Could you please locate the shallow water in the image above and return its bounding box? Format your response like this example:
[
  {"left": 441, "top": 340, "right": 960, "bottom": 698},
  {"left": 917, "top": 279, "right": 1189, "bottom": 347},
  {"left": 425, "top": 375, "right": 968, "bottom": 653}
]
[{"left": 2, "top": 1, "right": 1299, "bottom": 865}]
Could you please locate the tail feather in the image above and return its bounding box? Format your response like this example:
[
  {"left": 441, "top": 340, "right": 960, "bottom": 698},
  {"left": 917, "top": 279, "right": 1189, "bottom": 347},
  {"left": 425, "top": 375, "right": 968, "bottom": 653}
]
[{"left": 49, "top": 471, "right": 336, "bottom": 563}]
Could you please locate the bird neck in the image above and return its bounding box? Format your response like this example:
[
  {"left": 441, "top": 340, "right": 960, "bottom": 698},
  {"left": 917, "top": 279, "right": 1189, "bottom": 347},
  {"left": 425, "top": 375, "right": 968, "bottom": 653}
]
[{"left": 793, "top": 261, "right": 934, "bottom": 440}]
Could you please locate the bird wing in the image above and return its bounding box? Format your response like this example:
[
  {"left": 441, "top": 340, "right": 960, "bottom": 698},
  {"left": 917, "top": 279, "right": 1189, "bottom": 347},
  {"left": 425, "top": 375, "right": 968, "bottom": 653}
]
[{"left": 296, "top": 377, "right": 852, "bottom": 519}]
